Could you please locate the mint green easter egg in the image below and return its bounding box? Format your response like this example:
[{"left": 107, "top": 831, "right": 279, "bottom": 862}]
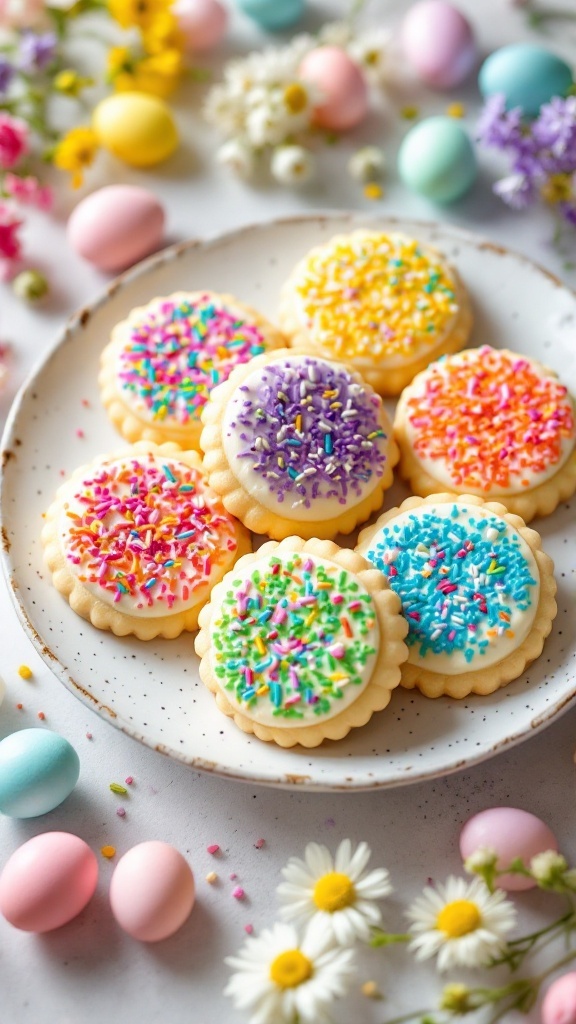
[{"left": 398, "top": 117, "right": 477, "bottom": 204}]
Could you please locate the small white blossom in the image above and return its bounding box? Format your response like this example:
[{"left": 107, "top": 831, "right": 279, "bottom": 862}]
[
  {"left": 463, "top": 847, "right": 499, "bottom": 875},
  {"left": 225, "top": 920, "right": 356, "bottom": 1024},
  {"left": 530, "top": 850, "right": 568, "bottom": 885},
  {"left": 407, "top": 876, "right": 516, "bottom": 972},
  {"left": 348, "top": 146, "right": 386, "bottom": 183},
  {"left": 348, "top": 29, "right": 392, "bottom": 86},
  {"left": 277, "top": 839, "right": 392, "bottom": 945},
  {"left": 216, "top": 139, "right": 255, "bottom": 179},
  {"left": 271, "top": 146, "right": 315, "bottom": 186}
]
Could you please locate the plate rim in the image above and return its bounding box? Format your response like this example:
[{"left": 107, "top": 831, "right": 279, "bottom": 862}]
[{"left": 2, "top": 211, "right": 576, "bottom": 792}]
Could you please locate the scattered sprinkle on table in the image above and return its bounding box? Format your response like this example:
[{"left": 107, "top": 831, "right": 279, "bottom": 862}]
[
  {"left": 447, "top": 102, "right": 465, "bottom": 118},
  {"left": 401, "top": 105, "right": 419, "bottom": 119},
  {"left": 18, "top": 665, "right": 32, "bottom": 679},
  {"left": 207, "top": 844, "right": 220, "bottom": 855},
  {"left": 116, "top": 807, "right": 126, "bottom": 818},
  {"left": 86, "top": 732, "right": 93, "bottom": 740},
  {"left": 244, "top": 924, "right": 254, "bottom": 934},
  {"left": 364, "top": 183, "right": 383, "bottom": 200},
  {"left": 37, "top": 711, "right": 45, "bottom": 720},
  {"left": 125, "top": 776, "right": 134, "bottom": 785},
  {"left": 206, "top": 872, "right": 218, "bottom": 884},
  {"left": 229, "top": 872, "right": 237, "bottom": 880},
  {"left": 101, "top": 845, "right": 116, "bottom": 858},
  {"left": 76, "top": 429, "right": 84, "bottom": 439},
  {"left": 110, "top": 782, "right": 128, "bottom": 795},
  {"left": 232, "top": 886, "right": 245, "bottom": 900},
  {"left": 254, "top": 838, "right": 265, "bottom": 850},
  {"left": 16, "top": 703, "right": 23, "bottom": 710},
  {"left": 361, "top": 981, "right": 381, "bottom": 999}
]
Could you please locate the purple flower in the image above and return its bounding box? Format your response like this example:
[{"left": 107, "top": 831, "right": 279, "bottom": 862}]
[
  {"left": 476, "top": 93, "right": 525, "bottom": 150},
  {"left": 493, "top": 172, "right": 538, "bottom": 210},
  {"left": 0, "top": 57, "right": 14, "bottom": 95},
  {"left": 559, "top": 201, "right": 576, "bottom": 226},
  {"left": 532, "top": 96, "right": 576, "bottom": 173},
  {"left": 18, "top": 31, "right": 57, "bottom": 73}
]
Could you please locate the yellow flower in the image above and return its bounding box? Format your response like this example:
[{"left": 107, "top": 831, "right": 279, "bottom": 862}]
[
  {"left": 107, "top": 0, "right": 172, "bottom": 31},
  {"left": 53, "top": 127, "right": 99, "bottom": 189},
  {"left": 142, "top": 11, "right": 185, "bottom": 55},
  {"left": 53, "top": 69, "right": 94, "bottom": 97},
  {"left": 541, "top": 173, "right": 574, "bottom": 205},
  {"left": 108, "top": 46, "right": 183, "bottom": 98}
]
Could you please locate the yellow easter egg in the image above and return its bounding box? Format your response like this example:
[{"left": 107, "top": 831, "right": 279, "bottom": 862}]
[{"left": 92, "top": 93, "right": 179, "bottom": 168}]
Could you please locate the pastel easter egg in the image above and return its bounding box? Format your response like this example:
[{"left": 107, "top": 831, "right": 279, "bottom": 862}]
[
  {"left": 542, "top": 973, "right": 576, "bottom": 1024},
  {"left": 402, "top": 1, "right": 477, "bottom": 89},
  {"left": 460, "top": 807, "right": 559, "bottom": 891},
  {"left": 479, "top": 44, "right": 573, "bottom": 117},
  {"left": 173, "top": 0, "right": 227, "bottom": 52},
  {"left": 67, "top": 186, "right": 165, "bottom": 273},
  {"left": 92, "top": 93, "right": 179, "bottom": 168},
  {"left": 235, "top": 0, "right": 304, "bottom": 31},
  {"left": 0, "top": 832, "right": 98, "bottom": 931},
  {"left": 398, "top": 116, "right": 477, "bottom": 203},
  {"left": 110, "top": 841, "right": 195, "bottom": 942},
  {"left": 0, "top": 728, "right": 80, "bottom": 818},
  {"left": 299, "top": 46, "right": 369, "bottom": 132}
]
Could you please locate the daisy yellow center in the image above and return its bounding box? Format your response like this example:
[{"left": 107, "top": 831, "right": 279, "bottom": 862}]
[
  {"left": 436, "top": 899, "right": 481, "bottom": 938},
  {"left": 284, "top": 82, "right": 308, "bottom": 114},
  {"left": 270, "top": 949, "right": 313, "bottom": 989},
  {"left": 313, "top": 872, "right": 355, "bottom": 913}
]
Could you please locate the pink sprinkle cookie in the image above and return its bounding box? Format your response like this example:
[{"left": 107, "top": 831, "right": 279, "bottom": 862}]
[
  {"left": 99, "top": 291, "right": 285, "bottom": 452},
  {"left": 394, "top": 346, "right": 576, "bottom": 521},
  {"left": 41, "top": 441, "right": 251, "bottom": 640}
]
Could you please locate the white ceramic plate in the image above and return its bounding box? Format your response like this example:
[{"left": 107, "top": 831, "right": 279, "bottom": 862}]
[{"left": 2, "top": 214, "right": 576, "bottom": 791}]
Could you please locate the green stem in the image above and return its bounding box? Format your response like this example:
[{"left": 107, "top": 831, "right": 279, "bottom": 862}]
[{"left": 370, "top": 930, "right": 411, "bottom": 948}]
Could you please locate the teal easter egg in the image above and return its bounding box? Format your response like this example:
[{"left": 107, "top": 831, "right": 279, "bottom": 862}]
[
  {"left": 236, "top": 0, "right": 304, "bottom": 30},
  {"left": 479, "top": 44, "right": 573, "bottom": 117},
  {"left": 0, "top": 729, "right": 80, "bottom": 818},
  {"left": 398, "top": 117, "right": 477, "bottom": 203}
]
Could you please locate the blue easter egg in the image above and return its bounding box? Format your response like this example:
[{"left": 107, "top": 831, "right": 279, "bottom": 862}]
[
  {"left": 236, "top": 0, "right": 304, "bottom": 31},
  {"left": 0, "top": 729, "right": 80, "bottom": 818},
  {"left": 479, "top": 44, "right": 573, "bottom": 117},
  {"left": 398, "top": 116, "right": 477, "bottom": 204}
]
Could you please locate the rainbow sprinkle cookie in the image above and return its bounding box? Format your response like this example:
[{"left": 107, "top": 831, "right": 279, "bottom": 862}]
[
  {"left": 195, "top": 538, "right": 408, "bottom": 747},
  {"left": 200, "top": 349, "right": 398, "bottom": 540},
  {"left": 357, "top": 494, "right": 557, "bottom": 699},
  {"left": 99, "top": 291, "right": 285, "bottom": 451},
  {"left": 395, "top": 346, "right": 576, "bottom": 522},
  {"left": 41, "top": 442, "right": 251, "bottom": 640},
  {"left": 279, "top": 230, "right": 473, "bottom": 396}
]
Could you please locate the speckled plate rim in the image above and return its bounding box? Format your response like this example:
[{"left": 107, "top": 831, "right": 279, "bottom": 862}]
[{"left": 2, "top": 212, "right": 576, "bottom": 792}]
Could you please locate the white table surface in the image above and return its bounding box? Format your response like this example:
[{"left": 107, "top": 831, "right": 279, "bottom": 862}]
[{"left": 2, "top": 1, "right": 576, "bottom": 1021}]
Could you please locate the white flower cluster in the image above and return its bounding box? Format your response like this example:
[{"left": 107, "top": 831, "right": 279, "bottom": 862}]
[{"left": 204, "top": 22, "right": 391, "bottom": 187}]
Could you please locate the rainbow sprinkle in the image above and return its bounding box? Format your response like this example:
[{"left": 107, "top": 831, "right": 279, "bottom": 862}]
[
  {"left": 213, "top": 553, "right": 378, "bottom": 721},
  {"left": 62, "top": 454, "right": 239, "bottom": 612},
  {"left": 294, "top": 233, "right": 457, "bottom": 361},
  {"left": 365, "top": 504, "right": 537, "bottom": 665},
  {"left": 227, "top": 356, "right": 388, "bottom": 509},
  {"left": 406, "top": 346, "right": 575, "bottom": 491},
  {"left": 117, "top": 295, "right": 268, "bottom": 425}
]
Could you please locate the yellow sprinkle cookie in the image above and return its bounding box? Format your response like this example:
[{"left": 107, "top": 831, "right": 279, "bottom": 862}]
[{"left": 279, "top": 230, "right": 473, "bottom": 396}]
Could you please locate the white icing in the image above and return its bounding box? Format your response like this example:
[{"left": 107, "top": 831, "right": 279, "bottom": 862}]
[
  {"left": 210, "top": 552, "right": 380, "bottom": 727},
  {"left": 403, "top": 349, "right": 576, "bottom": 495},
  {"left": 58, "top": 454, "right": 239, "bottom": 618},
  {"left": 359, "top": 503, "right": 540, "bottom": 675},
  {"left": 221, "top": 354, "right": 391, "bottom": 522}
]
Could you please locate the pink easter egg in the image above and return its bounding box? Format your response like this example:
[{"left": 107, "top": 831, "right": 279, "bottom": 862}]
[
  {"left": 0, "top": 832, "right": 98, "bottom": 932},
  {"left": 542, "top": 973, "right": 576, "bottom": 1024},
  {"left": 401, "top": 1, "right": 477, "bottom": 89},
  {"left": 299, "top": 46, "right": 369, "bottom": 132},
  {"left": 172, "top": 0, "right": 228, "bottom": 53},
  {"left": 67, "top": 185, "right": 165, "bottom": 273},
  {"left": 110, "top": 841, "right": 195, "bottom": 942},
  {"left": 460, "top": 807, "right": 559, "bottom": 891}
]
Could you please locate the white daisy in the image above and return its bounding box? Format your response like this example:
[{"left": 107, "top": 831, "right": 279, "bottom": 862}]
[
  {"left": 224, "top": 920, "right": 355, "bottom": 1024},
  {"left": 271, "top": 146, "right": 315, "bottom": 186},
  {"left": 406, "top": 875, "right": 517, "bottom": 972},
  {"left": 277, "top": 839, "right": 393, "bottom": 946},
  {"left": 348, "top": 28, "right": 392, "bottom": 87}
]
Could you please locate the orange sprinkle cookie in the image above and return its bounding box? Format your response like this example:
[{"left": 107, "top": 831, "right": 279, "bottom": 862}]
[
  {"left": 279, "top": 230, "right": 473, "bottom": 395},
  {"left": 395, "top": 346, "right": 576, "bottom": 522}
]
